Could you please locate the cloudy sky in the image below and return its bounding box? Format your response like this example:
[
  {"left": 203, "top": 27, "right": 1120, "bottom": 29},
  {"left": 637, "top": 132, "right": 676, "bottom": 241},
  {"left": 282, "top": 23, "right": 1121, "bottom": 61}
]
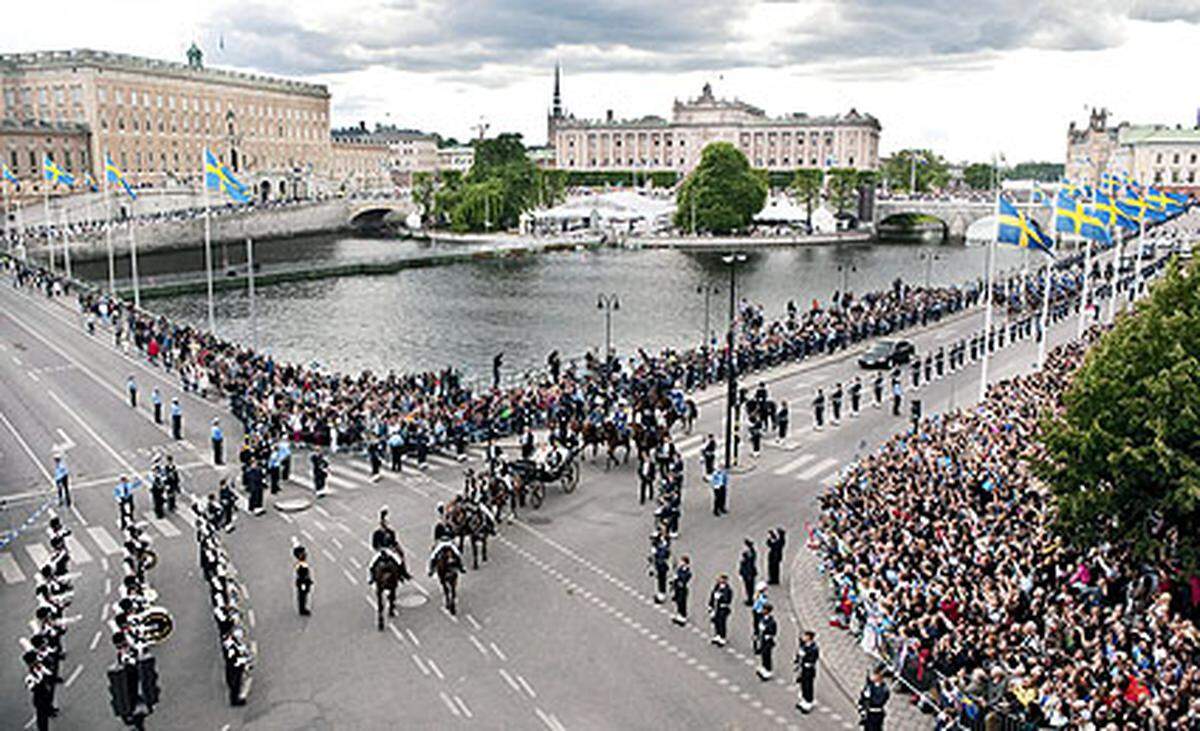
[{"left": 4, "top": 0, "right": 1199, "bottom": 162}]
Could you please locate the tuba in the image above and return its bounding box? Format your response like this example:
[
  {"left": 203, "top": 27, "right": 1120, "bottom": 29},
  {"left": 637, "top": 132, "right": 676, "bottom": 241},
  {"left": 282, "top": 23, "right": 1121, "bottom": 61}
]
[{"left": 137, "top": 606, "right": 174, "bottom": 644}]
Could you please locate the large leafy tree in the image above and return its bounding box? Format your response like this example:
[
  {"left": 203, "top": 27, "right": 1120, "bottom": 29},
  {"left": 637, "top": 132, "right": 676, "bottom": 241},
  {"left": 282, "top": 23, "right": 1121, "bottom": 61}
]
[
  {"left": 790, "top": 169, "right": 823, "bottom": 229},
  {"left": 1035, "top": 262, "right": 1200, "bottom": 568},
  {"left": 963, "top": 163, "right": 995, "bottom": 191},
  {"left": 431, "top": 133, "right": 538, "bottom": 232},
  {"left": 826, "top": 168, "right": 860, "bottom": 215},
  {"left": 411, "top": 171, "right": 438, "bottom": 226},
  {"left": 674, "top": 142, "right": 767, "bottom": 234},
  {"left": 881, "top": 149, "right": 950, "bottom": 193}
]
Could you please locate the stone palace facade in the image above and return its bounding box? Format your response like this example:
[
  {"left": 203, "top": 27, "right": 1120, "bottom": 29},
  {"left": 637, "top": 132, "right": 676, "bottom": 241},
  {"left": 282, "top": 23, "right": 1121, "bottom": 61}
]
[
  {"left": 547, "top": 67, "right": 881, "bottom": 176},
  {"left": 1066, "top": 107, "right": 1200, "bottom": 195}
]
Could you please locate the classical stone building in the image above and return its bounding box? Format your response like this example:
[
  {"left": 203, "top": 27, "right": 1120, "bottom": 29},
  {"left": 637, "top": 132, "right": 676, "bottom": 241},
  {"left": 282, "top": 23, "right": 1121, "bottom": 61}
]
[
  {"left": 0, "top": 118, "right": 91, "bottom": 188},
  {"left": 436, "top": 145, "right": 474, "bottom": 174},
  {"left": 547, "top": 66, "right": 881, "bottom": 176},
  {"left": 0, "top": 45, "right": 330, "bottom": 199},
  {"left": 1066, "top": 107, "right": 1200, "bottom": 195}
]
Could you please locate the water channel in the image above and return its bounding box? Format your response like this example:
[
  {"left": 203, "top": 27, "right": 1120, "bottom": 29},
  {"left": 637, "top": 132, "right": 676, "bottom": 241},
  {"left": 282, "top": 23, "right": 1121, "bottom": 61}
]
[{"left": 72, "top": 233, "right": 1030, "bottom": 381}]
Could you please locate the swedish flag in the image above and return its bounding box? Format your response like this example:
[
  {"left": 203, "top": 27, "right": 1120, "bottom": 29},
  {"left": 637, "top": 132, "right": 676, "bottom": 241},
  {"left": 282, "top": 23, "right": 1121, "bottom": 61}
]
[
  {"left": 1092, "top": 191, "right": 1136, "bottom": 231},
  {"left": 1055, "top": 192, "right": 1111, "bottom": 243},
  {"left": 997, "top": 196, "right": 1055, "bottom": 255},
  {"left": 104, "top": 155, "right": 138, "bottom": 200},
  {"left": 42, "top": 157, "right": 75, "bottom": 188},
  {"left": 204, "top": 148, "right": 249, "bottom": 204},
  {"left": 84, "top": 172, "right": 99, "bottom": 193},
  {"left": 1, "top": 164, "right": 18, "bottom": 189},
  {"left": 1146, "top": 186, "right": 1188, "bottom": 216}
]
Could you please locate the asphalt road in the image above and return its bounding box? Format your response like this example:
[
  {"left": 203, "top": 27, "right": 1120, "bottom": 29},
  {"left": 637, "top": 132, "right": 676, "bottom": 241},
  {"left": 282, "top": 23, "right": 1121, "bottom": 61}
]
[{"left": 0, "top": 253, "right": 1130, "bottom": 731}]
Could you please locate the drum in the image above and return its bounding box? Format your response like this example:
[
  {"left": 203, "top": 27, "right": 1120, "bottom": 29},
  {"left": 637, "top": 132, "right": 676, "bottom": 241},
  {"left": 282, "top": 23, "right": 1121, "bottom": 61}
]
[{"left": 138, "top": 606, "right": 174, "bottom": 644}]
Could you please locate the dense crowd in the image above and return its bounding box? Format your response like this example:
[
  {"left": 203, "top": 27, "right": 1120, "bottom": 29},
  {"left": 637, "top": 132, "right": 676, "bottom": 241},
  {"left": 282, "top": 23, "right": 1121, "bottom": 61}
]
[{"left": 816, "top": 331, "right": 1200, "bottom": 729}]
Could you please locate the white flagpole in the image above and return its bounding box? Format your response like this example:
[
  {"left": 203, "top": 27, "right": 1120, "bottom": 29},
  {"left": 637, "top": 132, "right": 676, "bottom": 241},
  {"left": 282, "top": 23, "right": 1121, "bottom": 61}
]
[
  {"left": 128, "top": 194, "right": 140, "bottom": 309},
  {"left": 980, "top": 187, "right": 999, "bottom": 401},
  {"left": 246, "top": 237, "right": 257, "bottom": 350},
  {"left": 103, "top": 159, "right": 115, "bottom": 295},
  {"left": 1076, "top": 235, "right": 1091, "bottom": 339},
  {"left": 3, "top": 184, "right": 10, "bottom": 254},
  {"left": 43, "top": 185, "right": 55, "bottom": 273},
  {"left": 1037, "top": 246, "right": 1052, "bottom": 369},
  {"left": 1108, "top": 224, "right": 1122, "bottom": 323},
  {"left": 15, "top": 193, "right": 26, "bottom": 260},
  {"left": 58, "top": 200, "right": 71, "bottom": 280},
  {"left": 1133, "top": 210, "right": 1145, "bottom": 307},
  {"left": 203, "top": 151, "right": 216, "bottom": 334}
]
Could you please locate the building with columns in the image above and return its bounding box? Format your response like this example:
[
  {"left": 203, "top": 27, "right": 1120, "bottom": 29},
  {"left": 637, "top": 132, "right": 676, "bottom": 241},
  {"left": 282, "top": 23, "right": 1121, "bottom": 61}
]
[
  {"left": 547, "top": 67, "right": 881, "bottom": 177},
  {"left": 1066, "top": 107, "right": 1200, "bottom": 195},
  {"left": 0, "top": 45, "right": 330, "bottom": 200}
]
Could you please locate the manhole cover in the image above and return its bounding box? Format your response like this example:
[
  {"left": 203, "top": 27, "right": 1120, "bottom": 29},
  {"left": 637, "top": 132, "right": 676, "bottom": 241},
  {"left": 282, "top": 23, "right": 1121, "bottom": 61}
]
[
  {"left": 398, "top": 593, "right": 428, "bottom": 608},
  {"left": 274, "top": 498, "right": 313, "bottom": 513},
  {"left": 525, "top": 515, "right": 551, "bottom": 525}
]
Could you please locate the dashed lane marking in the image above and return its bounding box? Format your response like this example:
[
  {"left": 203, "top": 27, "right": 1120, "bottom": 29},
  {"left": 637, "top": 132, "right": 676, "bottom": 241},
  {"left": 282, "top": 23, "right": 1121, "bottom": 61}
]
[
  {"left": 454, "top": 695, "right": 473, "bottom": 719},
  {"left": 499, "top": 668, "right": 521, "bottom": 693},
  {"left": 411, "top": 653, "right": 430, "bottom": 676},
  {"left": 0, "top": 553, "right": 27, "bottom": 584},
  {"left": 438, "top": 691, "right": 461, "bottom": 718},
  {"left": 771, "top": 453, "right": 815, "bottom": 476},
  {"left": 796, "top": 457, "right": 838, "bottom": 481},
  {"left": 427, "top": 658, "right": 445, "bottom": 680},
  {"left": 65, "top": 536, "right": 92, "bottom": 564}
]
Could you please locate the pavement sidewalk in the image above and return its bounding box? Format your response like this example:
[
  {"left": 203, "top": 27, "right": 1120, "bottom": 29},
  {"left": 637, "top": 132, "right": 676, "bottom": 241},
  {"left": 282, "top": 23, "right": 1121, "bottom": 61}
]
[{"left": 787, "top": 544, "right": 935, "bottom": 731}]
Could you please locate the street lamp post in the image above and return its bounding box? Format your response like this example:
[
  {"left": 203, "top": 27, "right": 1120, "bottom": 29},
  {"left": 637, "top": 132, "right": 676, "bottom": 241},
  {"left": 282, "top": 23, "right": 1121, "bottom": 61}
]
[
  {"left": 721, "top": 253, "right": 747, "bottom": 477},
  {"left": 837, "top": 263, "right": 857, "bottom": 298},
  {"left": 597, "top": 293, "right": 620, "bottom": 380},
  {"left": 697, "top": 284, "right": 719, "bottom": 347}
]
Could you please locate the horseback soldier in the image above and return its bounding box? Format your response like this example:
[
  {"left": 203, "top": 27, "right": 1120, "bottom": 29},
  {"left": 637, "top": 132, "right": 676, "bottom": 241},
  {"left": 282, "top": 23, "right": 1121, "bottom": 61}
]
[
  {"left": 429, "top": 504, "right": 463, "bottom": 576},
  {"left": 368, "top": 508, "right": 405, "bottom": 582}
]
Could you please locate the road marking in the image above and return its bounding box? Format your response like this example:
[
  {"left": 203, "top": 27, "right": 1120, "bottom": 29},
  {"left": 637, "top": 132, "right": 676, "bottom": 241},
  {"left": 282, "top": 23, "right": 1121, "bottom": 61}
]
[
  {"left": 64, "top": 664, "right": 84, "bottom": 688},
  {"left": 28, "top": 371, "right": 39, "bottom": 381},
  {"left": 438, "top": 691, "right": 461, "bottom": 717},
  {"left": 25, "top": 543, "right": 51, "bottom": 570},
  {"left": 89, "top": 630, "right": 102, "bottom": 651},
  {"left": 468, "top": 634, "right": 489, "bottom": 657},
  {"left": 325, "top": 473, "right": 359, "bottom": 490},
  {"left": 389, "top": 624, "right": 405, "bottom": 644},
  {"left": 65, "top": 536, "right": 92, "bottom": 563},
  {"left": 796, "top": 457, "right": 839, "bottom": 481},
  {"left": 341, "top": 568, "right": 359, "bottom": 586},
  {"left": 0, "top": 409, "right": 55, "bottom": 485},
  {"left": 87, "top": 523, "right": 120, "bottom": 552},
  {"left": 406, "top": 628, "right": 420, "bottom": 646},
  {"left": 312, "top": 519, "right": 327, "bottom": 532},
  {"left": 320, "top": 548, "right": 336, "bottom": 563},
  {"left": 535, "top": 706, "right": 565, "bottom": 731},
  {"left": 313, "top": 505, "right": 332, "bottom": 519},
  {"left": 772, "top": 453, "right": 816, "bottom": 476},
  {"left": 466, "top": 613, "right": 482, "bottom": 630},
  {"left": 70, "top": 504, "right": 87, "bottom": 526},
  {"left": 517, "top": 674, "right": 537, "bottom": 699},
  {"left": 46, "top": 390, "right": 136, "bottom": 472},
  {"left": 348, "top": 556, "right": 361, "bottom": 570},
  {"left": 453, "top": 695, "right": 473, "bottom": 719},
  {"left": 143, "top": 514, "right": 181, "bottom": 538},
  {"left": 248, "top": 609, "right": 257, "bottom": 628},
  {"left": 426, "top": 657, "right": 445, "bottom": 680},
  {"left": 0, "top": 553, "right": 26, "bottom": 583},
  {"left": 499, "top": 668, "right": 521, "bottom": 693},
  {"left": 489, "top": 641, "right": 507, "bottom": 661},
  {"left": 410, "top": 653, "right": 430, "bottom": 676}
]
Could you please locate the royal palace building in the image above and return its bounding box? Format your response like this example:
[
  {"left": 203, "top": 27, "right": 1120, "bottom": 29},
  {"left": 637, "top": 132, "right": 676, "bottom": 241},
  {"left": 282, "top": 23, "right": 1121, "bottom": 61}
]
[
  {"left": 546, "top": 66, "right": 881, "bottom": 177},
  {"left": 0, "top": 45, "right": 331, "bottom": 199},
  {"left": 1066, "top": 107, "right": 1200, "bottom": 196}
]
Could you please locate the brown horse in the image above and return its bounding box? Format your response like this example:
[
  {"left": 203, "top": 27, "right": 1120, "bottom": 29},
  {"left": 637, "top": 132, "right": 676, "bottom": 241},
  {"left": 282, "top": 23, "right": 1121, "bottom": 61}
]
[
  {"left": 432, "top": 544, "right": 464, "bottom": 615},
  {"left": 601, "top": 421, "right": 631, "bottom": 470},
  {"left": 448, "top": 502, "right": 495, "bottom": 570},
  {"left": 370, "top": 549, "right": 410, "bottom": 630},
  {"left": 577, "top": 419, "right": 604, "bottom": 461}
]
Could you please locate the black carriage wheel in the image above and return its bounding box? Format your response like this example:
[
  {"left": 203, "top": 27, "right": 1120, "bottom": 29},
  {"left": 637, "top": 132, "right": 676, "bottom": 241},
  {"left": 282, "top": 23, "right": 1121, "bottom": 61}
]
[
  {"left": 562, "top": 463, "right": 578, "bottom": 493},
  {"left": 530, "top": 482, "right": 545, "bottom": 509}
]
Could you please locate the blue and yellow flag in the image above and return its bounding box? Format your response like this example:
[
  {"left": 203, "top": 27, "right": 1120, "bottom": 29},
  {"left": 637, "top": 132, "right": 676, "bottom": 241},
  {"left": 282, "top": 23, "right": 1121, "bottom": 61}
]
[
  {"left": 204, "top": 148, "right": 249, "bottom": 204},
  {"left": 84, "top": 172, "right": 99, "bottom": 193},
  {"left": 1145, "top": 186, "right": 1188, "bottom": 216},
  {"left": 997, "top": 196, "right": 1055, "bottom": 255},
  {"left": 1055, "top": 192, "right": 1111, "bottom": 243},
  {"left": 42, "top": 157, "right": 75, "bottom": 188},
  {"left": 1092, "top": 191, "right": 1137, "bottom": 232},
  {"left": 1, "top": 164, "right": 18, "bottom": 189},
  {"left": 104, "top": 154, "right": 137, "bottom": 200}
]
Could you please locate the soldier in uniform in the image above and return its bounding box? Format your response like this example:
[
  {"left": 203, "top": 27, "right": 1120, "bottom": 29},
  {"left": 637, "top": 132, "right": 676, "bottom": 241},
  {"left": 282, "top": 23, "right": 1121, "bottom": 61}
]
[
  {"left": 649, "top": 534, "right": 671, "bottom": 603},
  {"left": 873, "top": 373, "right": 884, "bottom": 409},
  {"left": 737, "top": 538, "right": 758, "bottom": 606},
  {"left": 794, "top": 631, "right": 819, "bottom": 713},
  {"left": 756, "top": 603, "right": 778, "bottom": 680},
  {"left": 149, "top": 460, "right": 167, "bottom": 520},
  {"left": 368, "top": 508, "right": 404, "bottom": 581},
  {"left": 859, "top": 667, "right": 890, "bottom": 731},
  {"left": 707, "top": 574, "right": 733, "bottom": 646},
  {"left": 293, "top": 545, "right": 313, "bottom": 616},
  {"left": 776, "top": 401, "right": 789, "bottom": 443},
  {"left": 830, "top": 383, "right": 843, "bottom": 424},
  {"left": 163, "top": 455, "right": 180, "bottom": 513},
  {"left": 638, "top": 457, "right": 655, "bottom": 506},
  {"left": 701, "top": 434, "right": 717, "bottom": 478},
  {"left": 849, "top": 377, "right": 862, "bottom": 417},
  {"left": 311, "top": 449, "right": 329, "bottom": 498},
  {"left": 935, "top": 346, "right": 945, "bottom": 379},
  {"left": 766, "top": 528, "right": 786, "bottom": 585},
  {"left": 811, "top": 388, "right": 825, "bottom": 431},
  {"left": 368, "top": 436, "right": 384, "bottom": 481},
  {"left": 670, "top": 555, "right": 691, "bottom": 625}
]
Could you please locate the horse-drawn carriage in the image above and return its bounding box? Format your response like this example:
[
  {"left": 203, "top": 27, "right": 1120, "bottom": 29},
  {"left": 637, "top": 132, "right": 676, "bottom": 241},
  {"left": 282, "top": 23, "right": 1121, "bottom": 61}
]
[{"left": 507, "top": 447, "right": 581, "bottom": 508}]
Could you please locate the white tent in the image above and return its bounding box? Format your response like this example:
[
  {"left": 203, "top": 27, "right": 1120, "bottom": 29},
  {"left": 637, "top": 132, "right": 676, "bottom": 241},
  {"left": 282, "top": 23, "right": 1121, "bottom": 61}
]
[
  {"left": 533, "top": 191, "right": 675, "bottom": 232},
  {"left": 965, "top": 215, "right": 997, "bottom": 247},
  {"left": 754, "top": 197, "right": 809, "bottom": 223}
]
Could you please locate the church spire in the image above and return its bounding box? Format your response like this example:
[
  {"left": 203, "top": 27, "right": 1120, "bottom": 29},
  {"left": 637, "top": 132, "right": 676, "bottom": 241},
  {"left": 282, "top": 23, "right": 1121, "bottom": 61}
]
[{"left": 552, "top": 61, "right": 562, "bottom": 119}]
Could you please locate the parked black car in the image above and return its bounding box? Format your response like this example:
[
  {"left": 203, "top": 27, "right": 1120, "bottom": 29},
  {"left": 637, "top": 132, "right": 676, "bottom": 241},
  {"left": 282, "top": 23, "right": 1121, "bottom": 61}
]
[{"left": 858, "top": 339, "right": 915, "bottom": 369}]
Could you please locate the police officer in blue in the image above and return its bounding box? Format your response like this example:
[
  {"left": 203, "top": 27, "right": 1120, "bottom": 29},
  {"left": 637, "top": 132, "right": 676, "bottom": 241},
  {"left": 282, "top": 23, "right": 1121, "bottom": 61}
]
[
  {"left": 126, "top": 375, "right": 137, "bottom": 408},
  {"left": 388, "top": 429, "right": 404, "bottom": 473},
  {"left": 211, "top": 418, "right": 224, "bottom": 466},
  {"left": 170, "top": 398, "right": 183, "bottom": 440},
  {"left": 53, "top": 453, "right": 70, "bottom": 508},
  {"left": 710, "top": 467, "right": 728, "bottom": 517},
  {"left": 113, "top": 474, "right": 141, "bottom": 530},
  {"left": 151, "top": 387, "right": 163, "bottom": 425}
]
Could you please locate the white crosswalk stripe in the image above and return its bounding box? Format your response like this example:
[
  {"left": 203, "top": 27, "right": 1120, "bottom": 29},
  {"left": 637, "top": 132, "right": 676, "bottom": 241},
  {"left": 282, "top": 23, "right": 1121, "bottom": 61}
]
[
  {"left": 680, "top": 443, "right": 706, "bottom": 459},
  {"left": 326, "top": 472, "right": 360, "bottom": 490},
  {"left": 0, "top": 552, "right": 26, "bottom": 583},
  {"left": 143, "top": 513, "right": 181, "bottom": 538},
  {"left": 772, "top": 453, "right": 816, "bottom": 477},
  {"left": 675, "top": 434, "right": 705, "bottom": 450},
  {"left": 429, "top": 455, "right": 460, "bottom": 469},
  {"left": 25, "top": 543, "right": 51, "bottom": 570},
  {"left": 87, "top": 526, "right": 121, "bottom": 555},
  {"left": 65, "top": 536, "right": 93, "bottom": 564},
  {"left": 796, "top": 457, "right": 839, "bottom": 481}
]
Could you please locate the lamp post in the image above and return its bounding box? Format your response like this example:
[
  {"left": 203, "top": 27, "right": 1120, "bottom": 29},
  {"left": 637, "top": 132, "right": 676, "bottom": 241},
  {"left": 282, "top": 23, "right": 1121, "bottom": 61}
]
[
  {"left": 697, "top": 284, "right": 719, "bottom": 347},
  {"left": 920, "top": 252, "right": 942, "bottom": 289},
  {"left": 837, "top": 263, "right": 857, "bottom": 298},
  {"left": 721, "top": 253, "right": 747, "bottom": 476},
  {"left": 597, "top": 293, "right": 620, "bottom": 380}
]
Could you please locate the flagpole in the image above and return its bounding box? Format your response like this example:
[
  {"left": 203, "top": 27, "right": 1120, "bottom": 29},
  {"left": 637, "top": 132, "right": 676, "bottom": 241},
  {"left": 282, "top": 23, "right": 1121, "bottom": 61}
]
[
  {"left": 1076, "top": 235, "right": 1091, "bottom": 338},
  {"left": 59, "top": 200, "right": 72, "bottom": 280},
  {"left": 103, "top": 159, "right": 115, "bottom": 295},
  {"left": 43, "top": 185, "right": 55, "bottom": 273},
  {"left": 1108, "top": 224, "right": 1122, "bottom": 323},
  {"left": 203, "top": 152, "right": 216, "bottom": 335},
  {"left": 128, "top": 195, "right": 140, "bottom": 309},
  {"left": 1037, "top": 244, "right": 1052, "bottom": 369},
  {"left": 1133, "top": 211, "right": 1145, "bottom": 308},
  {"left": 246, "top": 237, "right": 258, "bottom": 350},
  {"left": 980, "top": 187, "right": 999, "bottom": 401},
  {"left": 15, "top": 194, "right": 26, "bottom": 260},
  {"left": 3, "top": 184, "right": 10, "bottom": 254}
]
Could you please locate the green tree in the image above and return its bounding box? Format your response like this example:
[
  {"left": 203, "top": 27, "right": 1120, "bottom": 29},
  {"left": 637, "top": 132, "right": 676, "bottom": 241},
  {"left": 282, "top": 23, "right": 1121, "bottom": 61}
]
[
  {"left": 790, "top": 169, "right": 823, "bottom": 229},
  {"left": 1034, "top": 262, "right": 1200, "bottom": 569},
  {"left": 535, "top": 168, "right": 567, "bottom": 208},
  {"left": 963, "top": 163, "right": 995, "bottom": 191},
  {"left": 674, "top": 142, "right": 767, "bottom": 234},
  {"left": 1008, "top": 161, "right": 1064, "bottom": 182},
  {"left": 428, "top": 133, "right": 538, "bottom": 232},
  {"left": 881, "top": 149, "right": 950, "bottom": 193},
  {"left": 411, "top": 171, "right": 438, "bottom": 226},
  {"left": 826, "top": 168, "right": 860, "bottom": 215}
]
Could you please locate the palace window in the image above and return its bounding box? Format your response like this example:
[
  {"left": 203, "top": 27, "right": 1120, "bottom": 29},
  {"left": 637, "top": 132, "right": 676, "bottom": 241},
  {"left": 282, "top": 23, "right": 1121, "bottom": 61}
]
[
  {"left": 54, "top": 88, "right": 64, "bottom": 104},
  {"left": 38, "top": 88, "right": 48, "bottom": 105},
  {"left": 131, "top": 91, "right": 138, "bottom": 106}
]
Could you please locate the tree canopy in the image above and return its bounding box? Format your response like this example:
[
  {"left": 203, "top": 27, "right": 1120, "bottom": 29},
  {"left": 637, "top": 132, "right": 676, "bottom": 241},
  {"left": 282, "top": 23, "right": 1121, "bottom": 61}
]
[
  {"left": 1035, "top": 261, "right": 1200, "bottom": 569},
  {"left": 789, "top": 169, "right": 823, "bottom": 227},
  {"left": 880, "top": 149, "right": 949, "bottom": 193},
  {"left": 674, "top": 142, "right": 767, "bottom": 234},
  {"left": 962, "top": 163, "right": 995, "bottom": 191},
  {"left": 433, "top": 133, "right": 537, "bottom": 232}
]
